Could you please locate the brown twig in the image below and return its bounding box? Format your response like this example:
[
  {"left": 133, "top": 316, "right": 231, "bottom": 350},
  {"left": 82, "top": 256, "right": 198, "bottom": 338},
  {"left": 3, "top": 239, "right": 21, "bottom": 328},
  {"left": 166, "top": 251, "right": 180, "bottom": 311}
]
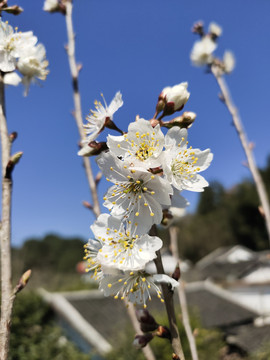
[
  {"left": 65, "top": 0, "right": 100, "bottom": 218},
  {"left": 0, "top": 73, "right": 13, "bottom": 360},
  {"left": 170, "top": 226, "right": 199, "bottom": 360},
  {"left": 64, "top": 3, "right": 156, "bottom": 359},
  {"left": 154, "top": 250, "right": 185, "bottom": 360},
  {"left": 150, "top": 224, "right": 185, "bottom": 360},
  {"left": 211, "top": 64, "right": 270, "bottom": 245}
]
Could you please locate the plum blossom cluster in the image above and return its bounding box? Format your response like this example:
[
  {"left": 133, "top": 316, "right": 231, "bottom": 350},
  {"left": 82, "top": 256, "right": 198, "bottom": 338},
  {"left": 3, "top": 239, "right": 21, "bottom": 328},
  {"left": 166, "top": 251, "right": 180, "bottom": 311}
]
[
  {"left": 190, "top": 21, "right": 235, "bottom": 73},
  {"left": 0, "top": 19, "right": 49, "bottom": 95},
  {"left": 82, "top": 83, "right": 213, "bottom": 307}
]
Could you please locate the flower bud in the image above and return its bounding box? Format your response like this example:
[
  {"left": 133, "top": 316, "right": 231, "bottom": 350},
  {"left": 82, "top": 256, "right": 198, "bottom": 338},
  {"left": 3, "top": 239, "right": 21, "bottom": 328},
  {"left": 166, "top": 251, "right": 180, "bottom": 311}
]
[
  {"left": 192, "top": 21, "right": 204, "bottom": 36},
  {"left": 82, "top": 201, "right": 93, "bottom": 210},
  {"left": 160, "top": 82, "right": 190, "bottom": 116},
  {"left": 9, "top": 131, "right": 18, "bottom": 143},
  {"left": 223, "top": 51, "right": 235, "bottom": 74},
  {"left": 2, "top": 5, "right": 23, "bottom": 15},
  {"left": 208, "top": 22, "right": 222, "bottom": 39},
  {"left": 162, "top": 111, "right": 196, "bottom": 129},
  {"left": 133, "top": 333, "right": 153, "bottom": 349},
  {"left": 136, "top": 309, "right": 158, "bottom": 332},
  {"left": 156, "top": 99, "right": 165, "bottom": 114},
  {"left": 161, "top": 209, "right": 173, "bottom": 226},
  {"left": 171, "top": 265, "right": 181, "bottom": 282},
  {"left": 15, "top": 269, "right": 31, "bottom": 294},
  {"left": 156, "top": 325, "right": 171, "bottom": 340},
  {"left": 5, "top": 151, "right": 23, "bottom": 179}
]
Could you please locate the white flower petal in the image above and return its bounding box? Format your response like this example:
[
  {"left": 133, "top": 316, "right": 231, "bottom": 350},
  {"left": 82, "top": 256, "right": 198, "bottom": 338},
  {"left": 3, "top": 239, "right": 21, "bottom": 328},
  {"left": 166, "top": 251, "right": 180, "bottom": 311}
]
[{"left": 153, "top": 274, "right": 179, "bottom": 289}]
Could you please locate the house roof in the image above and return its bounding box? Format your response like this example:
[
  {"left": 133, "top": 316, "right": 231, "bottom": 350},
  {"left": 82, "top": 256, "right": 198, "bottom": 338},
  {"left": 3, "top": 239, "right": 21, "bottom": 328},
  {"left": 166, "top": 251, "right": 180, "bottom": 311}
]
[
  {"left": 226, "top": 323, "right": 270, "bottom": 354},
  {"left": 193, "top": 260, "right": 258, "bottom": 282},
  {"left": 185, "top": 281, "right": 258, "bottom": 329},
  {"left": 40, "top": 280, "right": 266, "bottom": 355},
  {"left": 196, "top": 245, "right": 256, "bottom": 270}
]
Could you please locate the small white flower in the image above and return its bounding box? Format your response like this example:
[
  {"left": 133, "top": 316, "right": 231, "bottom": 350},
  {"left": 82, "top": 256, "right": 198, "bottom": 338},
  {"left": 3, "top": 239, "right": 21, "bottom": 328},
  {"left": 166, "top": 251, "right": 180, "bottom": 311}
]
[
  {"left": 43, "top": 0, "right": 59, "bottom": 12},
  {"left": 163, "top": 127, "right": 213, "bottom": 192},
  {"left": 17, "top": 43, "right": 49, "bottom": 96},
  {"left": 0, "top": 21, "right": 37, "bottom": 72},
  {"left": 208, "top": 22, "right": 222, "bottom": 37},
  {"left": 160, "top": 82, "right": 190, "bottom": 113},
  {"left": 83, "top": 91, "right": 123, "bottom": 143},
  {"left": 223, "top": 51, "right": 235, "bottom": 73},
  {"left": 190, "top": 36, "right": 217, "bottom": 66},
  {"left": 100, "top": 271, "right": 175, "bottom": 307},
  {"left": 97, "top": 151, "right": 172, "bottom": 235},
  {"left": 92, "top": 213, "right": 162, "bottom": 271},
  {"left": 107, "top": 118, "right": 164, "bottom": 169}
]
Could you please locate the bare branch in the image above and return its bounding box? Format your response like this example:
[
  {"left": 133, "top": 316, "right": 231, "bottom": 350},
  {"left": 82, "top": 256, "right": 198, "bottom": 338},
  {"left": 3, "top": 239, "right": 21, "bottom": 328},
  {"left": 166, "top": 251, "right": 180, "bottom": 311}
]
[
  {"left": 170, "top": 226, "right": 199, "bottom": 360},
  {"left": 211, "top": 64, "right": 270, "bottom": 245}
]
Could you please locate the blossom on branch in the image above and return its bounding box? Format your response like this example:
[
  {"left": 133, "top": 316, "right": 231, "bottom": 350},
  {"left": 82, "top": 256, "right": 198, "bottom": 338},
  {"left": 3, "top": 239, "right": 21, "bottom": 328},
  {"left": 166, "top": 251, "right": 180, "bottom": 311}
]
[
  {"left": 17, "top": 43, "right": 49, "bottom": 95},
  {"left": 100, "top": 270, "right": 178, "bottom": 307},
  {"left": 190, "top": 36, "right": 217, "bottom": 66},
  {"left": 83, "top": 91, "right": 123, "bottom": 143},
  {"left": 163, "top": 127, "right": 213, "bottom": 192},
  {"left": 0, "top": 20, "right": 37, "bottom": 72},
  {"left": 91, "top": 213, "right": 163, "bottom": 271},
  {"left": 97, "top": 151, "right": 173, "bottom": 235},
  {"left": 107, "top": 118, "right": 164, "bottom": 169}
]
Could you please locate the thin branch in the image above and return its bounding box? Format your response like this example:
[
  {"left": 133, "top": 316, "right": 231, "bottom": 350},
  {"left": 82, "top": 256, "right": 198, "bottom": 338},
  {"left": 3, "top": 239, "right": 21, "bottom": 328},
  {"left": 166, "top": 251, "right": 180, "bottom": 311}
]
[
  {"left": 64, "top": 3, "right": 156, "bottom": 359},
  {"left": 154, "top": 250, "right": 185, "bottom": 360},
  {"left": 211, "top": 64, "right": 270, "bottom": 245},
  {"left": 170, "top": 226, "right": 199, "bottom": 360},
  {"left": 0, "top": 73, "right": 13, "bottom": 360},
  {"left": 65, "top": 0, "right": 101, "bottom": 218}
]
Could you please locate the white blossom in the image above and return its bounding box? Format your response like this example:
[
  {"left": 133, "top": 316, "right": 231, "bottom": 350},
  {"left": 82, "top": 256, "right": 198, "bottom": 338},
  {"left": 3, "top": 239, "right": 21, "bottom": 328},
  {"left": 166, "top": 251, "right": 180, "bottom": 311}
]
[
  {"left": 223, "top": 51, "right": 235, "bottom": 73},
  {"left": 190, "top": 36, "right": 217, "bottom": 66},
  {"left": 163, "top": 127, "right": 213, "bottom": 192},
  {"left": 160, "top": 82, "right": 190, "bottom": 113},
  {"left": 208, "top": 22, "right": 222, "bottom": 37},
  {"left": 43, "top": 0, "right": 59, "bottom": 12},
  {"left": 0, "top": 20, "right": 37, "bottom": 73},
  {"left": 107, "top": 118, "right": 164, "bottom": 169},
  {"left": 83, "top": 91, "right": 123, "bottom": 143},
  {"left": 97, "top": 151, "right": 172, "bottom": 235},
  {"left": 100, "top": 271, "right": 178, "bottom": 307},
  {"left": 92, "top": 213, "right": 162, "bottom": 271},
  {"left": 17, "top": 43, "right": 49, "bottom": 96}
]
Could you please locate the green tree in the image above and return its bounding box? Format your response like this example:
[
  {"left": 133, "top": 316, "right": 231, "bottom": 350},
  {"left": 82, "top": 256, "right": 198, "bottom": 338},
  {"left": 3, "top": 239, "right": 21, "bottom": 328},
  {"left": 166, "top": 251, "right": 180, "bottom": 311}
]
[{"left": 9, "top": 291, "right": 91, "bottom": 360}]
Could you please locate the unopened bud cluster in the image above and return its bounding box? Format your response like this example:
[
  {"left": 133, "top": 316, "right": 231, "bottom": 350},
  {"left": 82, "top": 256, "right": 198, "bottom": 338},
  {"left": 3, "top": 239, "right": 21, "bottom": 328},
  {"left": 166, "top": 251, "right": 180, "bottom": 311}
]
[
  {"left": 190, "top": 21, "right": 235, "bottom": 74},
  {"left": 133, "top": 309, "right": 172, "bottom": 348}
]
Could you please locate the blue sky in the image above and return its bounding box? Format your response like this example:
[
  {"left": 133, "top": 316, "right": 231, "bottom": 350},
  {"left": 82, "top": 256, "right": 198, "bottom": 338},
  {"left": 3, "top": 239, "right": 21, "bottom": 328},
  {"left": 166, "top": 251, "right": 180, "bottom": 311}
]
[{"left": 3, "top": 0, "right": 270, "bottom": 246}]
